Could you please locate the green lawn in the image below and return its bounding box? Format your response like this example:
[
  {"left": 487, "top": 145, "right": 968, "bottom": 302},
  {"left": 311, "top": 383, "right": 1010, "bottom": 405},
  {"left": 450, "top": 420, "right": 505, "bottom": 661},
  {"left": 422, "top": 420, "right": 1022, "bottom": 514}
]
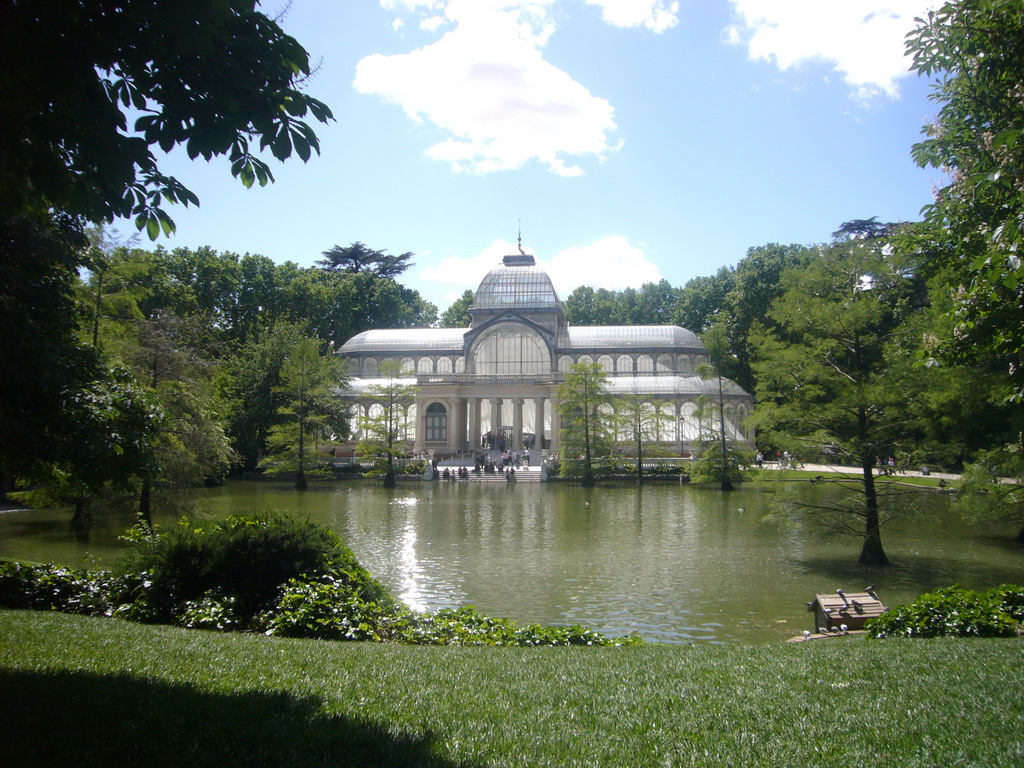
[{"left": 2, "top": 609, "right": 1021, "bottom": 767}]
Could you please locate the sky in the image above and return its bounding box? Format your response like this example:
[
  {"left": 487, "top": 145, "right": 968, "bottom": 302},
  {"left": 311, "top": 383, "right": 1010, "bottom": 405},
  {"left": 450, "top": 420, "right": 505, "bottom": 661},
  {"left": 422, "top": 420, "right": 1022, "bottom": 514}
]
[{"left": 121, "top": 0, "right": 945, "bottom": 313}]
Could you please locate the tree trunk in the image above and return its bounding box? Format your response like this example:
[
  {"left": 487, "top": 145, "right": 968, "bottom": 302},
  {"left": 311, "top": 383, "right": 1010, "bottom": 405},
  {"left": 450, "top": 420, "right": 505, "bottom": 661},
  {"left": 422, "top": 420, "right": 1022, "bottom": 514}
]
[
  {"left": 582, "top": 405, "right": 595, "bottom": 487},
  {"left": 858, "top": 460, "right": 889, "bottom": 565},
  {"left": 295, "top": 415, "right": 307, "bottom": 490},
  {"left": 635, "top": 424, "right": 643, "bottom": 485},
  {"left": 139, "top": 478, "right": 152, "bottom": 527},
  {"left": 70, "top": 497, "right": 92, "bottom": 531},
  {"left": 717, "top": 374, "right": 733, "bottom": 491}
]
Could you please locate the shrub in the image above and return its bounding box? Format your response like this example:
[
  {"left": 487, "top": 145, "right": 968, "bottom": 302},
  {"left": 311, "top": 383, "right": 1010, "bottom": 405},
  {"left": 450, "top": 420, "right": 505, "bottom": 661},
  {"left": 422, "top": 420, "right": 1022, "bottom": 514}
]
[
  {"left": 262, "top": 575, "right": 406, "bottom": 641},
  {"left": 867, "top": 585, "right": 1023, "bottom": 639},
  {"left": 0, "top": 561, "right": 124, "bottom": 617},
  {"left": 116, "top": 511, "right": 392, "bottom": 625},
  {"left": 2, "top": 517, "right": 637, "bottom": 648}
]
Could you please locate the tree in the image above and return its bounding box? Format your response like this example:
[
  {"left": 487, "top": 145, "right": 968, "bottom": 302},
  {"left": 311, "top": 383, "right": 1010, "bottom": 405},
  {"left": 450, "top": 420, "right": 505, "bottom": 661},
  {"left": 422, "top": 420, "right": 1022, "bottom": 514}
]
[
  {"left": 672, "top": 267, "right": 735, "bottom": 334},
  {"left": 953, "top": 443, "right": 1024, "bottom": 543},
  {"left": 0, "top": 0, "right": 333, "bottom": 234},
  {"left": 261, "top": 337, "right": 347, "bottom": 490},
  {"left": 316, "top": 243, "right": 413, "bottom": 278},
  {"left": 611, "top": 394, "right": 674, "bottom": 484},
  {"left": 557, "top": 362, "right": 612, "bottom": 487},
  {"left": 355, "top": 361, "right": 416, "bottom": 488},
  {"left": 696, "top": 321, "right": 748, "bottom": 491},
  {"left": 751, "top": 233, "right": 926, "bottom": 565},
  {"left": 723, "top": 243, "right": 812, "bottom": 391},
  {"left": 440, "top": 289, "right": 475, "bottom": 327},
  {"left": 218, "top": 322, "right": 307, "bottom": 470},
  {"left": 0, "top": 215, "right": 94, "bottom": 491},
  {"left": 10, "top": 364, "right": 161, "bottom": 527},
  {"left": 905, "top": 0, "right": 1024, "bottom": 400},
  {"left": 119, "top": 312, "right": 234, "bottom": 523}
]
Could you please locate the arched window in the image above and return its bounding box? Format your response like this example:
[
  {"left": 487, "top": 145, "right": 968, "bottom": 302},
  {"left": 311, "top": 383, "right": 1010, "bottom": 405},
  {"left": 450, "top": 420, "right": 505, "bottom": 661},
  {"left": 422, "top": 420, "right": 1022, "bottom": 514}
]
[
  {"left": 417, "top": 357, "right": 433, "bottom": 374},
  {"left": 616, "top": 354, "right": 633, "bottom": 373},
  {"left": 679, "top": 402, "right": 700, "bottom": 441},
  {"left": 403, "top": 404, "right": 417, "bottom": 440},
  {"left": 425, "top": 402, "right": 447, "bottom": 442},
  {"left": 577, "top": 354, "right": 594, "bottom": 365},
  {"left": 656, "top": 354, "right": 674, "bottom": 373},
  {"left": 557, "top": 355, "right": 573, "bottom": 372},
  {"left": 596, "top": 354, "right": 613, "bottom": 372},
  {"left": 436, "top": 356, "right": 453, "bottom": 374},
  {"left": 471, "top": 323, "right": 550, "bottom": 375},
  {"left": 455, "top": 356, "right": 465, "bottom": 373},
  {"left": 636, "top": 354, "right": 654, "bottom": 372},
  {"left": 362, "top": 357, "right": 378, "bottom": 376},
  {"left": 400, "top": 357, "right": 415, "bottom": 374}
]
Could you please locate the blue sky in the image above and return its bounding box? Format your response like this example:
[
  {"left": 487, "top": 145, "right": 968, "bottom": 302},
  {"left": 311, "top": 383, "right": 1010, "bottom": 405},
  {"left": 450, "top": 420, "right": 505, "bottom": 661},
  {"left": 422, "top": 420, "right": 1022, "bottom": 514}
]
[{"left": 126, "top": 0, "right": 943, "bottom": 313}]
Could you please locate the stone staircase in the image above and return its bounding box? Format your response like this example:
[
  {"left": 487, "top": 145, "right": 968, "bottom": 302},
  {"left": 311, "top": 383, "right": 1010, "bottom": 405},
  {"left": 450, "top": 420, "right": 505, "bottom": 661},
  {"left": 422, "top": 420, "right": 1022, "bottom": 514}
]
[
  {"left": 468, "top": 468, "right": 541, "bottom": 483},
  {"left": 435, "top": 463, "right": 542, "bottom": 483}
]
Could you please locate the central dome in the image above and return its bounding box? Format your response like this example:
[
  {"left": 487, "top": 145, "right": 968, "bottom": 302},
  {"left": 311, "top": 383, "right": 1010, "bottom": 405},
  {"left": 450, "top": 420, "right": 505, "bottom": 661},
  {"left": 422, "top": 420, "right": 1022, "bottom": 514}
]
[{"left": 472, "top": 253, "right": 562, "bottom": 311}]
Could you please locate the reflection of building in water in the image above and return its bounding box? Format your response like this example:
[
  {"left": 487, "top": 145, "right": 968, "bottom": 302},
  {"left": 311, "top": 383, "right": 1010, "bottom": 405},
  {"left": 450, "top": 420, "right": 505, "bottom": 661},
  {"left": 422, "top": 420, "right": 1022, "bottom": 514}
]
[{"left": 338, "top": 249, "right": 752, "bottom": 457}]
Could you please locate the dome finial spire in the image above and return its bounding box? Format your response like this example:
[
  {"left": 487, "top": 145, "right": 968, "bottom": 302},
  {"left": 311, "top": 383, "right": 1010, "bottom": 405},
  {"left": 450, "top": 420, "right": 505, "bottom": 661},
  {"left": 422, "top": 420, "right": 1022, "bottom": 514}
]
[{"left": 518, "top": 220, "right": 526, "bottom": 256}]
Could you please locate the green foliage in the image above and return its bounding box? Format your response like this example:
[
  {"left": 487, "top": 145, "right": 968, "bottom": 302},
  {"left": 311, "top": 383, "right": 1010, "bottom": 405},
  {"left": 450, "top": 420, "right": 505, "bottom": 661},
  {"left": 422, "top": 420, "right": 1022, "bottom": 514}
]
[
  {"left": 260, "top": 337, "right": 347, "bottom": 489},
  {"left": 905, "top": 0, "right": 1024, "bottom": 399},
  {"left": 175, "top": 590, "right": 243, "bottom": 632},
  {"left": 316, "top": 242, "right": 413, "bottom": 279},
  {"left": 867, "top": 585, "right": 1023, "bottom": 639},
  {"left": 400, "top": 606, "right": 639, "bottom": 647},
  {"left": 1, "top": 0, "right": 333, "bottom": 230},
  {"left": 751, "top": 234, "right": 929, "bottom": 563},
  {"left": 115, "top": 511, "right": 383, "bottom": 624},
  {"left": 691, "top": 441, "right": 751, "bottom": 486},
  {"left": 558, "top": 362, "right": 612, "bottom": 486},
  {"left": 953, "top": 442, "right": 1024, "bottom": 541},
  {"left": 263, "top": 575, "right": 404, "bottom": 642},
  {"left": 355, "top": 361, "right": 417, "bottom": 488},
  {"left": 439, "top": 288, "right": 475, "bottom": 327}
]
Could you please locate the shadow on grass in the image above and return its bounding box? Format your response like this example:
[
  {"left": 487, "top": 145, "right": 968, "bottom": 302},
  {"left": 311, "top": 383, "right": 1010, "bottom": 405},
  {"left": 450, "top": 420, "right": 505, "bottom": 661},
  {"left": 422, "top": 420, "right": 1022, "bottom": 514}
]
[{"left": 0, "top": 669, "right": 476, "bottom": 768}]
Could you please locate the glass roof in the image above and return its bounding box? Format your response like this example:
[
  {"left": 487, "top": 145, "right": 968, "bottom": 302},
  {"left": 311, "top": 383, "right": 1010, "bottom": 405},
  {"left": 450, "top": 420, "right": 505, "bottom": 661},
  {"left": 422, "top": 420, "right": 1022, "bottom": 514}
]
[
  {"left": 339, "top": 328, "right": 466, "bottom": 354},
  {"left": 342, "top": 377, "right": 418, "bottom": 395},
  {"left": 606, "top": 375, "right": 747, "bottom": 397},
  {"left": 473, "top": 261, "right": 562, "bottom": 311},
  {"left": 561, "top": 325, "right": 703, "bottom": 349}
]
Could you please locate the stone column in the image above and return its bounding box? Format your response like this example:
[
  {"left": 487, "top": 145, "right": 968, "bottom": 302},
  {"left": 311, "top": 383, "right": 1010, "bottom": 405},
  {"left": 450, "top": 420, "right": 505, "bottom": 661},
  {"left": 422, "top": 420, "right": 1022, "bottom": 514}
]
[
  {"left": 470, "top": 397, "right": 482, "bottom": 451},
  {"left": 446, "top": 398, "right": 457, "bottom": 451},
  {"left": 533, "top": 397, "right": 545, "bottom": 450},
  {"left": 489, "top": 397, "right": 502, "bottom": 450},
  {"left": 511, "top": 398, "right": 523, "bottom": 450},
  {"left": 454, "top": 397, "right": 467, "bottom": 451},
  {"left": 413, "top": 397, "right": 425, "bottom": 454}
]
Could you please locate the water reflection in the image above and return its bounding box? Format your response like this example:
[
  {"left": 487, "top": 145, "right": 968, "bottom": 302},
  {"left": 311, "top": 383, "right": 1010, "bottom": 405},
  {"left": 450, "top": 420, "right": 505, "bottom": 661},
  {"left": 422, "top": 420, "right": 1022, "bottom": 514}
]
[{"left": 1, "top": 481, "right": 1022, "bottom": 644}]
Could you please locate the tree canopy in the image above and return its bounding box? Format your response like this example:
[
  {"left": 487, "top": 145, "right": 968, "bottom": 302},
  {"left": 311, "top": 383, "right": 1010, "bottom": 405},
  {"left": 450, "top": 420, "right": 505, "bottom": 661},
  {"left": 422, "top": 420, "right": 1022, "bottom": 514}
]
[
  {"left": 906, "top": 0, "right": 1024, "bottom": 399},
  {"left": 0, "top": 0, "right": 333, "bottom": 235}
]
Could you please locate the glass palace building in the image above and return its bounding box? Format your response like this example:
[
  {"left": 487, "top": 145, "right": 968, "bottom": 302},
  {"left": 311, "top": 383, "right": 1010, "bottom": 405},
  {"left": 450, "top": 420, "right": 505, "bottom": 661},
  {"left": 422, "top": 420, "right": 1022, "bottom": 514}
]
[{"left": 338, "top": 251, "right": 753, "bottom": 457}]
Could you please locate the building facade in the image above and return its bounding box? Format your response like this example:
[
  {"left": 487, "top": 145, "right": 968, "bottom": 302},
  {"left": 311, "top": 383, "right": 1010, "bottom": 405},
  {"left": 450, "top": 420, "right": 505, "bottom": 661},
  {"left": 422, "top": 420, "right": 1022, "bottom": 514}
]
[{"left": 338, "top": 251, "right": 752, "bottom": 458}]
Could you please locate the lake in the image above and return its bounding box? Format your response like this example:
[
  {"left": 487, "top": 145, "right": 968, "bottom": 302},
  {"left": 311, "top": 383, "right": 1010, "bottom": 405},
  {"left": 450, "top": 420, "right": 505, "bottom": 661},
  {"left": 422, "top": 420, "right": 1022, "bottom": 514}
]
[{"left": 2, "top": 479, "right": 1022, "bottom": 643}]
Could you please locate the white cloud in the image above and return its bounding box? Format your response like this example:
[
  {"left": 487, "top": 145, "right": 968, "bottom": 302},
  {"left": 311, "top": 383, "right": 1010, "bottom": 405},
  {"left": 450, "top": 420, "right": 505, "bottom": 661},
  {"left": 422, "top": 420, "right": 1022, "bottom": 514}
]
[
  {"left": 420, "top": 15, "right": 445, "bottom": 32},
  {"left": 357, "top": 1, "right": 634, "bottom": 175},
  {"left": 419, "top": 239, "right": 518, "bottom": 289},
  {"left": 546, "top": 235, "right": 661, "bottom": 294},
  {"left": 418, "top": 235, "right": 661, "bottom": 299},
  {"left": 725, "top": 1, "right": 934, "bottom": 99},
  {"left": 584, "top": 0, "right": 680, "bottom": 33}
]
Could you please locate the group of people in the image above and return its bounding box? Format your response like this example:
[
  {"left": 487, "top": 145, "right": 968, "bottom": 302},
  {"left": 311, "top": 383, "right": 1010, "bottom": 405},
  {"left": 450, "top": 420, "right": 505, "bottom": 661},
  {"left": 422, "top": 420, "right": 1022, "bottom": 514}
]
[
  {"left": 474, "top": 450, "right": 529, "bottom": 474},
  {"left": 439, "top": 466, "right": 470, "bottom": 481}
]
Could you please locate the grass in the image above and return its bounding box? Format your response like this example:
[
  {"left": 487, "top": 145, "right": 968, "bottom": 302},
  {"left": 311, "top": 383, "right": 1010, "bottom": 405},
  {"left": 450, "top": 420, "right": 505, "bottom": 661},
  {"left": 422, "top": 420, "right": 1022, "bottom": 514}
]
[
  {"left": 2, "top": 609, "right": 1022, "bottom": 767},
  {"left": 750, "top": 467, "right": 951, "bottom": 489}
]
